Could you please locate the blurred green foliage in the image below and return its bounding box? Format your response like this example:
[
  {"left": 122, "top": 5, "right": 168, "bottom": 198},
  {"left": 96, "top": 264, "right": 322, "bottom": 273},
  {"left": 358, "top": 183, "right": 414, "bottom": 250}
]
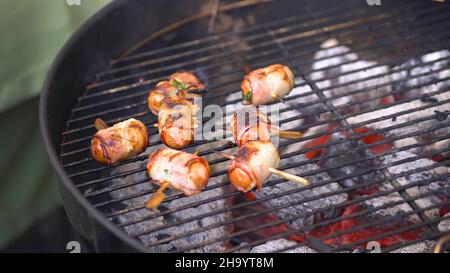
[
  {"left": 0, "top": 0, "right": 110, "bottom": 249},
  {"left": 0, "top": 0, "right": 110, "bottom": 113}
]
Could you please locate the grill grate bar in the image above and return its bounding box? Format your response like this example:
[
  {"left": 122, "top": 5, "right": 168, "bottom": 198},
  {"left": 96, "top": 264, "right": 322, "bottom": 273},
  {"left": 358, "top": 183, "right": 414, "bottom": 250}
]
[
  {"left": 64, "top": 10, "right": 450, "bottom": 126},
  {"left": 329, "top": 213, "right": 449, "bottom": 253},
  {"left": 91, "top": 1, "right": 437, "bottom": 91},
  {"left": 65, "top": 65, "right": 450, "bottom": 173},
  {"left": 60, "top": 50, "right": 450, "bottom": 155},
  {"left": 283, "top": 20, "right": 440, "bottom": 244},
  {"left": 97, "top": 5, "right": 392, "bottom": 79},
  {"left": 87, "top": 10, "right": 397, "bottom": 90},
  {"left": 377, "top": 231, "right": 445, "bottom": 253},
  {"left": 102, "top": 128, "right": 450, "bottom": 218},
  {"left": 223, "top": 194, "right": 449, "bottom": 253},
  {"left": 176, "top": 176, "right": 450, "bottom": 253},
  {"left": 128, "top": 40, "right": 449, "bottom": 247},
  {"left": 79, "top": 104, "right": 448, "bottom": 210},
  {"left": 107, "top": 1, "right": 421, "bottom": 66},
  {"left": 61, "top": 39, "right": 450, "bottom": 144},
  {"left": 72, "top": 75, "right": 450, "bottom": 189},
  {"left": 169, "top": 187, "right": 446, "bottom": 252},
  {"left": 277, "top": 204, "right": 450, "bottom": 253},
  {"left": 79, "top": 107, "right": 449, "bottom": 199},
  {"left": 117, "top": 141, "right": 450, "bottom": 237},
  {"left": 61, "top": 47, "right": 450, "bottom": 160},
  {"left": 59, "top": 1, "right": 450, "bottom": 252}
]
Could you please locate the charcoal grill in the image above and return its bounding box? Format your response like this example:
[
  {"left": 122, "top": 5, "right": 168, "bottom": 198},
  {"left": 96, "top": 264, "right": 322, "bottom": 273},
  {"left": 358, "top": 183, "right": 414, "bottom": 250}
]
[{"left": 40, "top": 0, "right": 450, "bottom": 252}]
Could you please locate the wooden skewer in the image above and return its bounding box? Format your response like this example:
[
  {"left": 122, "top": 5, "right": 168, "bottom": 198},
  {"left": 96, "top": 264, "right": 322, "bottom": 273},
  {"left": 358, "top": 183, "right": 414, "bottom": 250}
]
[
  {"left": 147, "top": 151, "right": 201, "bottom": 210},
  {"left": 94, "top": 118, "right": 109, "bottom": 130},
  {"left": 224, "top": 127, "right": 303, "bottom": 140},
  {"left": 215, "top": 151, "right": 309, "bottom": 186},
  {"left": 271, "top": 92, "right": 299, "bottom": 109},
  {"left": 216, "top": 151, "right": 234, "bottom": 160},
  {"left": 271, "top": 92, "right": 284, "bottom": 102},
  {"left": 268, "top": 167, "right": 309, "bottom": 185},
  {"left": 434, "top": 234, "right": 450, "bottom": 253},
  {"left": 146, "top": 181, "right": 171, "bottom": 209},
  {"left": 270, "top": 126, "right": 303, "bottom": 139}
]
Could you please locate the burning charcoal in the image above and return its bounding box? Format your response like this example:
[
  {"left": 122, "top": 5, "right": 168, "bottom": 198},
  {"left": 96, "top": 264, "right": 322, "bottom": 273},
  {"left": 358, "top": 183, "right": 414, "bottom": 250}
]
[
  {"left": 309, "top": 39, "right": 393, "bottom": 114},
  {"left": 307, "top": 203, "right": 427, "bottom": 251},
  {"left": 109, "top": 167, "right": 231, "bottom": 253},
  {"left": 251, "top": 239, "right": 316, "bottom": 253},
  {"left": 390, "top": 50, "right": 450, "bottom": 101},
  {"left": 347, "top": 87, "right": 450, "bottom": 160},
  {"left": 276, "top": 78, "right": 328, "bottom": 135},
  {"left": 225, "top": 191, "right": 302, "bottom": 250},
  {"left": 378, "top": 151, "right": 449, "bottom": 220},
  {"left": 391, "top": 241, "right": 435, "bottom": 253},
  {"left": 253, "top": 153, "right": 347, "bottom": 229},
  {"left": 364, "top": 193, "right": 416, "bottom": 221},
  {"left": 438, "top": 213, "right": 450, "bottom": 232},
  {"left": 346, "top": 50, "right": 450, "bottom": 160},
  {"left": 434, "top": 110, "right": 449, "bottom": 122},
  {"left": 317, "top": 131, "right": 384, "bottom": 196}
]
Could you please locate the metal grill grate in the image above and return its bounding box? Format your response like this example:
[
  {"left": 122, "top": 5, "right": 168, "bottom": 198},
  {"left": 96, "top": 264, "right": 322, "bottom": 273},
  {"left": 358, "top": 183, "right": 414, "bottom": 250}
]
[{"left": 60, "top": 1, "right": 450, "bottom": 253}]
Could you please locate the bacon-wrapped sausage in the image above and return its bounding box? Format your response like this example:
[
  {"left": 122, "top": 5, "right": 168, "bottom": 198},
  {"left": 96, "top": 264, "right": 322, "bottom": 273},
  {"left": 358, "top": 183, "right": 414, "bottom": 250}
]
[
  {"left": 169, "top": 71, "right": 205, "bottom": 91},
  {"left": 148, "top": 71, "right": 205, "bottom": 114},
  {"left": 158, "top": 97, "right": 198, "bottom": 149},
  {"left": 231, "top": 107, "right": 272, "bottom": 147},
  {"left": 148, "top": 81, "right": 180, "bottom": 115},
  {"left": 241, "top": 64, "right": 295, "bottom": 105},
  {"left": 147, "top": 147, "right": 210, "bottom": 196},
  {"left": 91, "top": 118, "right": 148, "bottom": 165},
  {"left": 228, "top": 141, "right": 280, "bottom": 192}
]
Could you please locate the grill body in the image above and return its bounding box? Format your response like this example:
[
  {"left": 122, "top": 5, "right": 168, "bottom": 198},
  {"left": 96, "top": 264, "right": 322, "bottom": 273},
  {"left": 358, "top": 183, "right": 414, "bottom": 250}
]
[{"left": 40, "top": 0, "right": 450, "bottom": 252}]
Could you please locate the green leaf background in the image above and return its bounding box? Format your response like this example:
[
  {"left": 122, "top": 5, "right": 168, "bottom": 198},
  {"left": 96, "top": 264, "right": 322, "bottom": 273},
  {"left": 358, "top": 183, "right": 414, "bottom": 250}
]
[{"left": 0, "top": 0, "right": 110, "bottom": 249}]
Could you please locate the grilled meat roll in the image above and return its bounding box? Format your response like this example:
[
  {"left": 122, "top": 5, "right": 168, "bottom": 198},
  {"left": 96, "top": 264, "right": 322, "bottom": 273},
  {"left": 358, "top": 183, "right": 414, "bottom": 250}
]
[
  {"left": 169, "top": 71, "right": 205, "bottom": 91},
  {"left": 231, "top": 107, "right": 272, "bottom": 147},
  {"left": 228, "top": 140, "right": 280, "bottom": 192},
  {"left": 148, "top": 81, "right": 180, "bottom": 115},
  {"left": 91, "top": 118, "right": 148, "bottom": 165},
  {"left": 147, "top": 147, "right": 210, "bottom": 196},
  {"left": 148, "top": 71, "right": 205, "bottom": 114},
  {"left": 158, "top": 97, "right": 198, "bottom": 149},
  {"left": 241, "top": 64, "right": 295, "bottom": 105}
]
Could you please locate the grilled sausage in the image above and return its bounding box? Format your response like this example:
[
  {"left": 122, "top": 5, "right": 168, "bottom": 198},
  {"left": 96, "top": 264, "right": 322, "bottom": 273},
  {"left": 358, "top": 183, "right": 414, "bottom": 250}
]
[
  {"left": 169, "top": 71, "right": 205, "bottom": 91},
  {"left": 148, "top": 71, "right": 205, "bottom": 114},
  {"left": 228, "top": 141, "right": 280, "bottom": 192},
  {"left": 147, "top": 147, "right": 210, "bottom": 195},
  {"left": 241, "top": 64, "right": 295, "bottom": 105},
  {"left": 91, "top": 118, "right": 148, "bottom": 165},
  {"left": 158, "top": 97, "right": 198, "bottom": 149},
  {"left": 148, "top": 81, "right": 180, "bottom": 115},
  {"left": 231, "top": 107, "right": 272, "bottom": 147}
]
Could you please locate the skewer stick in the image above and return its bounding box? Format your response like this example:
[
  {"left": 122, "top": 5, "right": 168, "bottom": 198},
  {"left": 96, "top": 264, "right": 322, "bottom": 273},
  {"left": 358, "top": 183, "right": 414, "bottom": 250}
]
[
  {"left": 270, "top": 126, "right": 303, "bottom": 139},
  {"left": 224, "top": 127, "right": 303, "bottom": 140},
  {"left": 268, "top": 167, "right": 309, "bottom": 185},
  {"left": 215, "top": 151, "right": 309, "bottom": 186},
  {"left": 146, "top": 181, "right": 171, "bottom": 209},
  {"left": 271, "top": 92, "right": 284, "bottom": 102},
  {"left": 434, "top": 234, "right": 450, "bottom": 253},
  {"left": 94, "top": 118, "right": 109, "bottom": 130}
]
